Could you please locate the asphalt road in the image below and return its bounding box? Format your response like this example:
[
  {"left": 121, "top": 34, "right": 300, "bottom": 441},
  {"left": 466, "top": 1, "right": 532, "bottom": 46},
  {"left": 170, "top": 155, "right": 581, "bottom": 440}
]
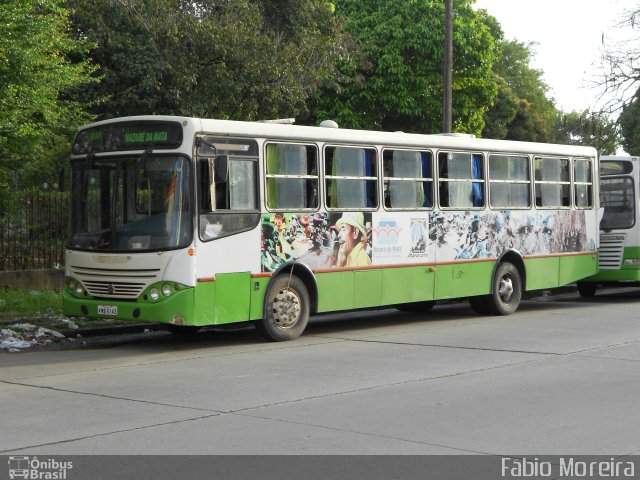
[{"left": 1, "top": 288, "right": 639, "bottom": 459}]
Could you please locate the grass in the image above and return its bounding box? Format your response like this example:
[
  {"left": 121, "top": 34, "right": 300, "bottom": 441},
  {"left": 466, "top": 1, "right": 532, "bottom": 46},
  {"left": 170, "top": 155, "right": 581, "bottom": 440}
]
[
  {"left": 0, "top": 288, "right": 141, "bottom": 331},
  {"left": 0, "top": 288, "right": 63, "bottom": 321}
]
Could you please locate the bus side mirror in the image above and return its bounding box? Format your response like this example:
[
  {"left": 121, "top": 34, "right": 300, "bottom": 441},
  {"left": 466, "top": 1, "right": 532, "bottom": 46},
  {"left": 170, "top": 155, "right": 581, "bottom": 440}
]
[{"left": 215, "top": 155, "right": 229, "bottom": 183}]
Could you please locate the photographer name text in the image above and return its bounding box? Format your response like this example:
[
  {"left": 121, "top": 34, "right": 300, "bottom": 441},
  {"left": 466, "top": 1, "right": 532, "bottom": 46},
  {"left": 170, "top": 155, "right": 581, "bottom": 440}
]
[{"left": 501, "top": 457, "right": 635, "bottom": 478}]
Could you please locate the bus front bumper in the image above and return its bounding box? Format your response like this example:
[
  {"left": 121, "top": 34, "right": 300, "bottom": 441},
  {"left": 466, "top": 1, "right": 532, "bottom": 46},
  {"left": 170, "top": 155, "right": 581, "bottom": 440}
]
[{"left": 62, "top": 286, "right": 195, "bottom": 326}]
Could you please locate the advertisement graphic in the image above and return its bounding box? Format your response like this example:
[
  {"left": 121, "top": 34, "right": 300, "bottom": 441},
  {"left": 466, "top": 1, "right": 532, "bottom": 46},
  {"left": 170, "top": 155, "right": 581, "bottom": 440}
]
[
  {"left": 261, "top": 212, "right": 372, "bottom": 272},
  {"left": 430, "top": 210, "right": 594, "bottom": 261},
  {"left": 261, "top": 209, "right": 594, "bottom": 271}
]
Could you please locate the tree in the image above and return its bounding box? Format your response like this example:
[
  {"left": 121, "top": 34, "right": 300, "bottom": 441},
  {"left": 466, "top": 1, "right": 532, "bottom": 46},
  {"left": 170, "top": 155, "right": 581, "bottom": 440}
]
[
  {"left": 599, "top": 3, "right": 640, "bottom": 112},
  {"left": 618, "top": 91, "right": 640, "bottom": 155},
  {"left": 556, "top": 111, "right": 620, "bottom": 155},
  {"left": 307, "top": 0, "right": 500, "bottom": 135},
  {"left": 0, "top": 0, "right": 96, "bottom": 190},
  {"left": 598, "top": 4, "right": 640, "bottom": 154},
  {"left": 67, "top": 0, "right": 350, "bottom": 121},
  {"left": 482, "top": 39, "right": 558, "bottom": 142}
]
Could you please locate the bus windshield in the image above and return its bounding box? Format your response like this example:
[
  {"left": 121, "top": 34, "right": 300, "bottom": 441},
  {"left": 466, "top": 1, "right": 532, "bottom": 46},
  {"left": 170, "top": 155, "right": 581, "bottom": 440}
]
[
  {"left": 69, "top": 155, "right": 192, "bottom": 251},
  {"left": 600, "top": 176, "right": 635, "bottom": 230}
]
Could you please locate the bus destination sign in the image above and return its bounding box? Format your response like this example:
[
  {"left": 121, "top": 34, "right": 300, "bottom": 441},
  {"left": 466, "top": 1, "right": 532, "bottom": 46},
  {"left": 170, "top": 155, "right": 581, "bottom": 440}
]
[
  {"left": 73, "top": 121, "right": 183, "bottom": 154},
  {"left": 124, "top": 130, "right": 169, "bottom": 144}
]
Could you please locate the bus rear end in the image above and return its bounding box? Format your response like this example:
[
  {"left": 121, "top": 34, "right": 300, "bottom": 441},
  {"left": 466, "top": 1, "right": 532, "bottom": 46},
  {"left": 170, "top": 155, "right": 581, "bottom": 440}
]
[{"left": 577, "top": 156, "right": 640, "bottom": 296}]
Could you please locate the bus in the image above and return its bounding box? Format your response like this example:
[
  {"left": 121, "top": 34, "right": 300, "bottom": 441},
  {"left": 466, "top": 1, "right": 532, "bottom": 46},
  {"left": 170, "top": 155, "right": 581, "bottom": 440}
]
[
  {"left": 63, "top": 116, "right": 600, "bottom": 340},
  {"left": 577, "top": 156, "right": 640, "bottom": 296}
]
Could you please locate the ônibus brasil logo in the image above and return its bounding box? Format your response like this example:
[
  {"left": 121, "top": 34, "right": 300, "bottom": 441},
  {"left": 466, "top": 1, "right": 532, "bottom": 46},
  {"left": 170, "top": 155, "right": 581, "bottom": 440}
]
[{"left": 8, "top": 456, "right": 73, "bottom": 480}]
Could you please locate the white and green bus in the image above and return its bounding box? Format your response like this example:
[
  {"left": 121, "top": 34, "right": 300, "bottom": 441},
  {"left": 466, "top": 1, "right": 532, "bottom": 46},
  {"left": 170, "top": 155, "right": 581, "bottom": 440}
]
[
  {"left": 577, "top": 156, "right": 640, "bottom": 296},
  {"left": 63, "top": 116, "right": 600, "bottom": 340}
]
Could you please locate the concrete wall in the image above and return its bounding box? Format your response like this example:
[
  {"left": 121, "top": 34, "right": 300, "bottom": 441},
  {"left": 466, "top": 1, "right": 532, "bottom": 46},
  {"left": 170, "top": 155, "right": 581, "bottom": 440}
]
[{"left": 0, "top": 269, "right": 65, "bottom": 290}]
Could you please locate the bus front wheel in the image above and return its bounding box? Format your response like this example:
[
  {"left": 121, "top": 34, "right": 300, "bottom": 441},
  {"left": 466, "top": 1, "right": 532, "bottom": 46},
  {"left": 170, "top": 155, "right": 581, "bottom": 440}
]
[
  {"left": 577, "top": 281, "right": 597, "bottom": 297},
  {"left": 256, "top": 274, "right": 310, "bottom": 341},
  {"left": 487, "top": 262, "right": 522, "bottom": 315}
]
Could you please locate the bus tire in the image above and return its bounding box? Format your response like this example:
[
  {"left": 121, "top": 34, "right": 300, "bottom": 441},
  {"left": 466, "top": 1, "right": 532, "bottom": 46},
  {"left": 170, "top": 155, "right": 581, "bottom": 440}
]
[
  {"left": 469, "top": 296, "right": 491, "bottom": 315},
  {"left": 576, "top": 281, "right": 597, "bottom": 297},
  {"left": 257, "top": 274, "right": 310, "bottom": 341},
  {"left": 396, "top": 301, "right": 436, "bottom": 313},
  {"left": 487, "top": 262, "right": 522, "bottom": 315}
]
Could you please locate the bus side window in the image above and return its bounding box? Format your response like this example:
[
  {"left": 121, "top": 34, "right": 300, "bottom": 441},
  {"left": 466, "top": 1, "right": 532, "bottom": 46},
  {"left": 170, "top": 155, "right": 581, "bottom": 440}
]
[
  {"left": 534, "top": 157, "right": 570, "bottom": 208},
  {"left": 574, "top": 158, "right": 593, "bottom": 209},
  {"left": 438, "top": 151, "right": 484, "bottom": 208},
  {"left": 383, "top": 149, "right": 433, "bottom": 209},
  {"left": 199, "top": 155, "right": 260, "bottom": 240},
  {"left": 488, "top": 154, "right": 530, "bottom": 208},
  {"left": 266, "top": 143, "right": 318, "bottom": 210},
  {"left": 325, "top": 146, "right": 377, "bottom": 209}
]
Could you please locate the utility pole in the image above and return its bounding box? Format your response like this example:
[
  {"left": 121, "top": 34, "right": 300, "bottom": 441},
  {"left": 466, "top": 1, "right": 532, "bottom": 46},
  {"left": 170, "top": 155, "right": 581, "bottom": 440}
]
[{"left": 443, "top": 0, "right": 453, "bottom": 133}]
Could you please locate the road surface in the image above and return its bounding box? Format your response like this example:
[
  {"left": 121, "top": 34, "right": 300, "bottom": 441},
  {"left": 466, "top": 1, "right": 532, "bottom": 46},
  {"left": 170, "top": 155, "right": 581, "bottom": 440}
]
[{"left": 1, "top": 288, "right": 639, "bottom": 460}]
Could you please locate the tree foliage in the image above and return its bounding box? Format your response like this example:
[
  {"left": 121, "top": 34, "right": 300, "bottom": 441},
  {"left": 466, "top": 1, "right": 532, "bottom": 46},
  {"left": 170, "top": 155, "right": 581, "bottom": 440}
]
[
  {"left": 0, "top": 0, "right": 96, "bottom": 188},
  {"left": 599, "top": 3, "right": 640, "bottom": 112},
  {"left": 67, "top": 0, "right": 350, "bottom": 121},
  {"left": 2, "top": 0, "right": 622, "bottom": 200},
  {"left": 307, "top": 0, "right": 500, "bottom": 135},
  {"left": 618, "top": 90, "right": 640, "bottom": 155},
  {"left": 556, "top": 111, "right": 620, "bottom": 155},
  {"left": 482, "top": 39, "right": 558, "bottom": 142}
]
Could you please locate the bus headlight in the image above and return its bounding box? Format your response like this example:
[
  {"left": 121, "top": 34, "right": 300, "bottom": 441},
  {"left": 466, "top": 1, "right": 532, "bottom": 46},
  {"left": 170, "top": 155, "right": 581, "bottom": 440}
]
[
  {"left": 624, "top": 259, "right": 640, "bottom": 266},
  {"left": 149, "top": 288, "right": 160, "bottom": 301},
  {"left": 75, "top": 284, "right": 85, "bottom": 296},
  {"left": 162, "top": 284, "right": 172, "bottom": 297}
]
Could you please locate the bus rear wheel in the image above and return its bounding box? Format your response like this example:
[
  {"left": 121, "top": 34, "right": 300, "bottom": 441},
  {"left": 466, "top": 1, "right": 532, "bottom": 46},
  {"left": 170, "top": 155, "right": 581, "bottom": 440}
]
[
  {"left": 256, "top": 274, "right": 310, "bottom": 341},
  {"left": 487, "top": 262, "right": 522, "bottom": 315},
  {"left": 469, "top": 296, "right": 491, "bottom": 315}
]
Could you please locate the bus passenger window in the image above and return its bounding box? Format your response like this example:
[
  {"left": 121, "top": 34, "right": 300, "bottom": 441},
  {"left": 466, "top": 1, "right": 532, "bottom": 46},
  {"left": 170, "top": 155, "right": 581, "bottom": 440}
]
[
  {"left": 534, "top": 157, "right": 570, "bottom": 208},
  {"left": 383, "top": 149, "right": 433, "bottom": 209},
  {"left": 489, "top": 154, "right": 530, "bottom": 208},
  {"left": 574, "top": 158, "right": 593, "bottom": 208},
  {"left": 266, "top": 143, "right": 318, "bottom": 210},
  {"left": 438, "top": 152, "right": 484, "bottom": 208},
  {"left": 325, "top": 146, "right": 377, "bottom": 209}
]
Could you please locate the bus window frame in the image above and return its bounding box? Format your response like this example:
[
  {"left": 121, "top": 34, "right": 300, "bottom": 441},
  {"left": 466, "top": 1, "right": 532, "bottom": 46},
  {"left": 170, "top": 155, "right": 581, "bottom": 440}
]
[
  {"left": 381, "top": 147, "right": 434, "bottom": 211},
  {"left": 324, "top": 144, "right": 379, "bottom": 212},
  {"left": 437, "top": 149, "right": 486, "bottom": 210},
  {"left": 196, "top": 137, "right": 261, "bottom": 243},
  {"left": 573, "top": 157, "right": 594, "bottom": 210},
  {"left": 600, "top": 175, "right": 636, "bottom": 230},
  {"left": 263, "top": 141, "right": 321, "bottom": 213},
  {"left": 533, "top": 155, "right": 572, "bottom": 209},
  {"left": 487, "top": 152, "right": 532, "bottom": 210}
]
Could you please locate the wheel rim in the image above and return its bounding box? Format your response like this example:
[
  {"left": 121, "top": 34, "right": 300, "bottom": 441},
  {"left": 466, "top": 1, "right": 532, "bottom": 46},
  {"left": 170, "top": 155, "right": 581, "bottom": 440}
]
[
  {"left": 498, "top": 275, "right": 514, "bottom": 303},
  {"left": 271, "top": 288, "right": 301, "bottom": 328}
]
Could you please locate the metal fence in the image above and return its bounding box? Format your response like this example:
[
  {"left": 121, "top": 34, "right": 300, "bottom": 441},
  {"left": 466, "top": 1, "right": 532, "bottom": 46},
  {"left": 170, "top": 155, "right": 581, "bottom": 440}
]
[{"left": 0, "top": 189, "right": 68, "bottom": 271}]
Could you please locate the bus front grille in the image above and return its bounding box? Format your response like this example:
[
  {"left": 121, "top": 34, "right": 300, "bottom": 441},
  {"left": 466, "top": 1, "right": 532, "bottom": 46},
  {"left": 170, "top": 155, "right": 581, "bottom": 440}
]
[
  {"left": 599, "top": 234, "right": 626, "bottom": 269},
  {"left": 83, "top": 281, "right": 146, "bottom": 299},
  {"left": 69, "top": 265, "right": 162, "bottom": 300}
]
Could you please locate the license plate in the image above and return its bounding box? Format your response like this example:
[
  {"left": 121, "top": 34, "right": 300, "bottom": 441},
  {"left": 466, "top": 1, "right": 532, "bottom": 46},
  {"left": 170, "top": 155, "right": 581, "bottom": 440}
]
[{"left": 98, "top": 305, "right": 118, "bottom": 316}]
